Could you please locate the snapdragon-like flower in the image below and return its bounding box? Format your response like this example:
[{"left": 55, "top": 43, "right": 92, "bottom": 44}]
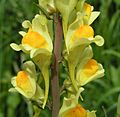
[
  {"left": 58, "top": 89, "right": 96, "bottom": 117},
  {"left": 64, "top": 46, "right": 104, "bottom": 94},
  {"left": 10, "top": 14, "right": 53, "bottom": 108},
  {"left": 9, "top": 61, "right": 44, "bottom": 104},
  {"left": 76, "top": 46, "right": 104, "bottom": 86},
  {"left": 10, "top": 14, "right": 53, "bottom": 52}
]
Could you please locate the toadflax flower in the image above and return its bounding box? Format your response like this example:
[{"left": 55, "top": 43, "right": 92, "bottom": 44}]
[
  {"left": 9, "top": 61, "right": 44, "bottom": 105},
  {"left": 10, "top": 14, "right": 53, "bottom": 108},
  {"left": 64, "top": 46, "right": 104, "bottom": 94},
  {"left": 76, "top": 46, "right": 104, "bottom": 86},
  {"left": 58, "top": 88, "right": 96, "bottom": 117}
]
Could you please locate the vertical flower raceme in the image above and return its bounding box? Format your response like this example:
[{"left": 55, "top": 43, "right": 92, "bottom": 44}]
[
  {"left": 59, "top": 1, "right": 104, "bottom": 92},
  {"left": 9, "top": 61, "right": 44, "bottom": 105},
  {"left": 10, "top": 14, "right": 53, "bottom": 108},
  {"left": 9, "top": 0, "right": 105, "bottom": 116}
]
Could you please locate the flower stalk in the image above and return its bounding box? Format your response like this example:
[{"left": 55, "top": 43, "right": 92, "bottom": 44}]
[
  {"left": 51, "top": 13, "right": 63, "bottom": 117},
  {"left": 9, "top": 1, "right": 105, "bottom": 116}
]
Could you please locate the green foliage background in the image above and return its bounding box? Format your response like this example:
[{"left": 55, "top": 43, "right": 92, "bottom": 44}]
[{"left": 0, "top": 0, "right": 120, "bottom": 117}]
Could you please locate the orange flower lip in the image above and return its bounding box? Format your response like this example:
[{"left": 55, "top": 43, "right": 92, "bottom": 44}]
[
  {"left": 63, "top": 104, "right": 87, "bottom": 117},
  {"left": 72, "top": 25, "right": 94, "bottom": 42},
  {"left": 75, "top": 25, "right": 94, "bottom": 38},
  {"left": 83, "top": 59, "right": 99, "bottom": 77},
  {"left": 16, "top": 71, "right": 33, "bottom": 91},
  {"left": 22, "top": 28, "right": 48, "bottom": 48}
]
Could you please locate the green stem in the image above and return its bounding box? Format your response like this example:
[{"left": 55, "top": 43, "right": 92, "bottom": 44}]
[{"left": 51, "top": 14, "right": 63, "bottom": 117}]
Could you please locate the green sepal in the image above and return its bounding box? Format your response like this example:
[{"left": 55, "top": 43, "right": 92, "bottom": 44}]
[
  {"left": 63, "top": 78, "right": 84, "bottom": 100},
  {"left": 33, "top": 105, "right": 41, "bottom": 117},
  {"left": 31, "top": 84, "right": 44, "bottom": 105}
]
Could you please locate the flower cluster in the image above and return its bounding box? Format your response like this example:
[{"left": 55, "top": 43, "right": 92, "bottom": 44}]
[
  {"left": 9, "top": 0, "right": 105, "bottom": 116},
  {"left": 10, "top": 14, "right": 53, "bottom": 109}
]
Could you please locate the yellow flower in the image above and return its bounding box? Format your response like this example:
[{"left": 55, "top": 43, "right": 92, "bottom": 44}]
[
  {"left": 12, "top": 70, "right": 36, "bottom": 98},
  {"left": 10, "top": 14, "right": 53, "bottom": 52},
  {"left": 77, "top": 59, "right": 104, "bottom": 86},
  {"left": 9, "top": 61, "right": 44, "bottom": 100},
  {"left": 58, "top": 89, "right": 96, "bottom": 117},
  {"left": 76, "top": 47, "right": 105, "bottom": 86},
  {"left": 11, "top": 61, "right": 42, "bottom": 99},
  {"left": 63, "top": 46, "right": 104, "bottom": 93}
]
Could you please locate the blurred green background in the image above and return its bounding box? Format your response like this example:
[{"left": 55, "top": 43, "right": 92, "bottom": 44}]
[{"left": 0, "top": 0, "right": 120, "bottom": 117}]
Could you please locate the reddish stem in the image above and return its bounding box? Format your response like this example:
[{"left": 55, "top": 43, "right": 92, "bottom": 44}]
[{"left": 51, "top": 14, "right": 63, "bottom": 117}]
